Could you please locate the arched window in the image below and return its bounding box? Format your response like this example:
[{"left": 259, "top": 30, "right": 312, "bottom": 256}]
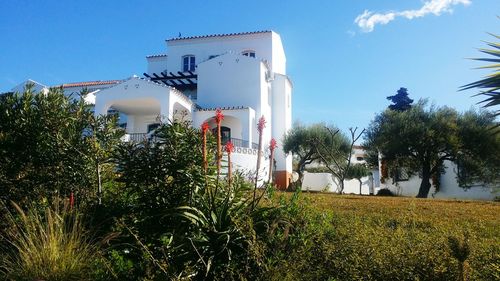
[
  {"left": 241, "top": 50, "right": 256, "bottom": 58},
  {"left": 182, "top": 55, "right": 196, "bottom": 72}
]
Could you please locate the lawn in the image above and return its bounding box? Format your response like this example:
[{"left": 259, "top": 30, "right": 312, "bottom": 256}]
[
  {"left": 265, "top": 192, "right": 500, "bottom": 281},
  {"left": 303, "top": 193, "right": 499, "bottom": 231}
]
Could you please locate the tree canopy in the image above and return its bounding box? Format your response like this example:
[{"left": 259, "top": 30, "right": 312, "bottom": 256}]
[
  {"left": 386, "top": 87, "right": 414, "bottom": 111},
  {"left": 365, "top": 100, "right": 500, "bottom": 198},
  {"left": 283, "top": 123, "right": 349, "bottom": 188}
]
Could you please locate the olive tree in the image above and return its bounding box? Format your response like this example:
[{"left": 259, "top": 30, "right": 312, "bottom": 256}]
[
  {"left": 365, "top": 100, "right": 499, "bottom": 198},
  {"left": 283, "top": 123, "right": 348, "bottom": 189}
]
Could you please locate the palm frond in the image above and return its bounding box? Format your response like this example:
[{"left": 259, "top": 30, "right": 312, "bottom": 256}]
[{"left": 460, "top": 33, "right": 500, "bottom": 115}]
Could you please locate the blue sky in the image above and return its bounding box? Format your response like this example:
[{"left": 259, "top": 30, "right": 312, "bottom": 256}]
[{"left": 0, "top": 0, "right": 498, "bottom": 133}]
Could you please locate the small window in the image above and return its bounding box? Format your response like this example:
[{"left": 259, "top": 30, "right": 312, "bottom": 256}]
[
  {"left": 242, "top": 50, "right": 256, "bottom": 58},
  {"left": 393, "top": 167, "right": 410, "bottom": 182},
  {"left": 356, "top": 157, "right": 364, "bottom": 161},
  {"left": 182, "top": 55, "right": 196, "bottom": 72}
]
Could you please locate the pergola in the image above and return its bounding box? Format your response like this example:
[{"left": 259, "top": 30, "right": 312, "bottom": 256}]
[{"left": 143, "top": 71, "right": 197, "bottom": 91}]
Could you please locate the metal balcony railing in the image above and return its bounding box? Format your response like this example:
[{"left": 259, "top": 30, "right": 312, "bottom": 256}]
[
  {"left": 227, "top": 138, "right": 258, "bottom": 149},
  {"left": 127, "top": 133, "right": 149, "bottom": 143},
  {"left": 124, "top": 134, "right": 257, "bottom": 149}
]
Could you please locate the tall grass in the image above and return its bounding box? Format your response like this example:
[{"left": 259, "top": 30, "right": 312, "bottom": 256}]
[{"left": 0, "top": 202, "right": 99, "bottom": 281}]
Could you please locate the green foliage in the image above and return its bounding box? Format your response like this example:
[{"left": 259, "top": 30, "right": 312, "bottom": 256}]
[
  {"left": 461, "top": 32, "right": 500, "bottom": 116},
  {"left": 0, "top": 84, "right": 122, "bottom": 207},
  {"left": 346, "top": 163, "right": 371, "bottom": 194},
  {"left": 365, "top": 100, "right": 500, "bottom": 198},
  {"left": 283, "top": 123, "right": 350, "bottom": 189},
  {"left": 170, "top": 175, "right": 266, "bottom": 280},
  {"left": 376, "top": 188, "right": 395, "bottom": 196},
  {"left": 1, "top": 97, "right": 497, "bottom": 280},
  {"left": 0, "top": 202, "right": 101, "bottom": 281},
  {"left": 95, "top": 121, "right": 277, "bottom": 280},
  {"left": 387, "top": 87, "right": 414, "bottom": 111},
  {"left": 346, "top": 163, "right": 370, "bottom": 181}
]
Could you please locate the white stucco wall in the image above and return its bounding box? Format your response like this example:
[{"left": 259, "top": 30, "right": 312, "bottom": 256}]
[
  {"left": 379, "top": 160, "right": 496, "bottom": 200},
  {"left": 271, "top": 74, "right": 293, "bottom": 173},
  {"left": 94, "top": 77, "right": 193, "bottom": 133},
  {"left": 10, "top": 79, "right": 48, "bottom": 94},
  {"left": 302, "top": 172, "right": 335, "bottom": 192},
  {"left": 197, "top": 54, "right": 265, "bottom": 110},
  {"left": 302, "top": 171, "right": 377, "bottom": 194},
  {"left": 197, "top": 54, "right": 273, "bottom": 146},
  {"left": 164, "top": 31, "right": 284, "bottom": 75},
  {"left": 229, "top": 149, "right": 270, "bottom": 185},
  {"left": 271, "top": 32, "right": 286, "bottom": 75},
  {"left": 147, "top": 56, "right": 168, "bottom": 75}
]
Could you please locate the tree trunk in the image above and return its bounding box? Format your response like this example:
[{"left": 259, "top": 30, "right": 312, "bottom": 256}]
[
  {"left": 339, "top": 179, "right": 344, "bottom": 194},
  {"left": 359, "top": 179, "right": 362, "bottom": 195},
  {"left": 416, "top": 164, "right": 432, "bottom": 198}
]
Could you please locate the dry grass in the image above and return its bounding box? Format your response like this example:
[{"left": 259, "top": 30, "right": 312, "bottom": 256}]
[
  {"left": 0, "top": 203, "right": 100, "bottom": 281},
  {"left": 265, "top": 192, "right": 500, "bottom": 280},
  {"left": 302, "top": 193, "right": 500, "bottom": 232}
]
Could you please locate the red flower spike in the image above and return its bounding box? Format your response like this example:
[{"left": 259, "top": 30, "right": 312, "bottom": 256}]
[
  {"left": 270, "top": 138, "right": 277, "bottom": 151},
  {"left": 257, "top": 116, "right": 266, "bottom": 133},
  {"left": 215, "top": 109, "right": 224, "bottom": 124},
  {"left": 225, "top": 141, "right": 234, "bottom": 154},
  {"left": 201, "top": 122, "right": 210, "bottom": 133}
]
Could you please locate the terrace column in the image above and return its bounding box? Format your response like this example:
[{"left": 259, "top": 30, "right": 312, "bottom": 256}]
[
  {"left": 94, "top": 102, "right": 111, "bottom": 117},
  {"left": 240, "top": 112, "right": 252, "bottom": 148}
]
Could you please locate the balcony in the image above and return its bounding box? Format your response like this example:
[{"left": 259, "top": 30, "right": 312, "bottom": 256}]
[
  {"left": 226, "top": 138, "right": 259, "bottom": 150},
  {"left": 122, "top": 134, "right": 257, "bottom": 149}
]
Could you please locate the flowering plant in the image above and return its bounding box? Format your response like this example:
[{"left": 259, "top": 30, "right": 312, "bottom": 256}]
[
  {"left": 257, "top": 116, "right": 266, "bottom": 133},
  {"left": 225, "top": 141, "right": 234, "bottom": 154}
]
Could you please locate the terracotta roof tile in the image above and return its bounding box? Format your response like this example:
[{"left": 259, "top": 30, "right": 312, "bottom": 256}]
[
  {"left": 146, "top": 54, "right": 168, "bottom": 58},
  {"left": 195, "top": 106, "right": 249, "bottom": 112},
  {"left": 60, "top": 80, "right": 122, "bottom": 88},
  {"left": 167, "top": 30, "right": 271, "bottom": 42}
]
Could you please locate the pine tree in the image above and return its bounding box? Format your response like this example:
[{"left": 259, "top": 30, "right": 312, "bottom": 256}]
[{"left": 387, "top": 87, "right": 414, "bottom": 111}]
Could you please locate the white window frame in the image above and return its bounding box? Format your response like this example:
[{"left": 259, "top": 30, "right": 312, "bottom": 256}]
[{"left": 182, "top": 55, "right": 196, "bottom": 72}]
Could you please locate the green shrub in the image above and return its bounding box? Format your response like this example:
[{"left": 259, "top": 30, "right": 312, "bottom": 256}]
[{"left": 376, "top": 188, "right": 395, "bottom": 196}]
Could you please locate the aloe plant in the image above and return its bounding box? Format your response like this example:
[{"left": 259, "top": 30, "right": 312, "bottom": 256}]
[{"left": 172, "top": 176, "right": 259, "bottom": 279}]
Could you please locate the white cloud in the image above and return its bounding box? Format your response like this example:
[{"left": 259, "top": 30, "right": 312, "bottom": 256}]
[{"left": 355, "top": 0, "right": 471, "bottom": 32}]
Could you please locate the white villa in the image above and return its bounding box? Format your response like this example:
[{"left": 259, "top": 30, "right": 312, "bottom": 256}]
[
  {"left": 9, "top": 31, "right": 293, "bottom": 189},
  {"left": 7, "top": 30, "right": 497, "bottom": 200}
]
